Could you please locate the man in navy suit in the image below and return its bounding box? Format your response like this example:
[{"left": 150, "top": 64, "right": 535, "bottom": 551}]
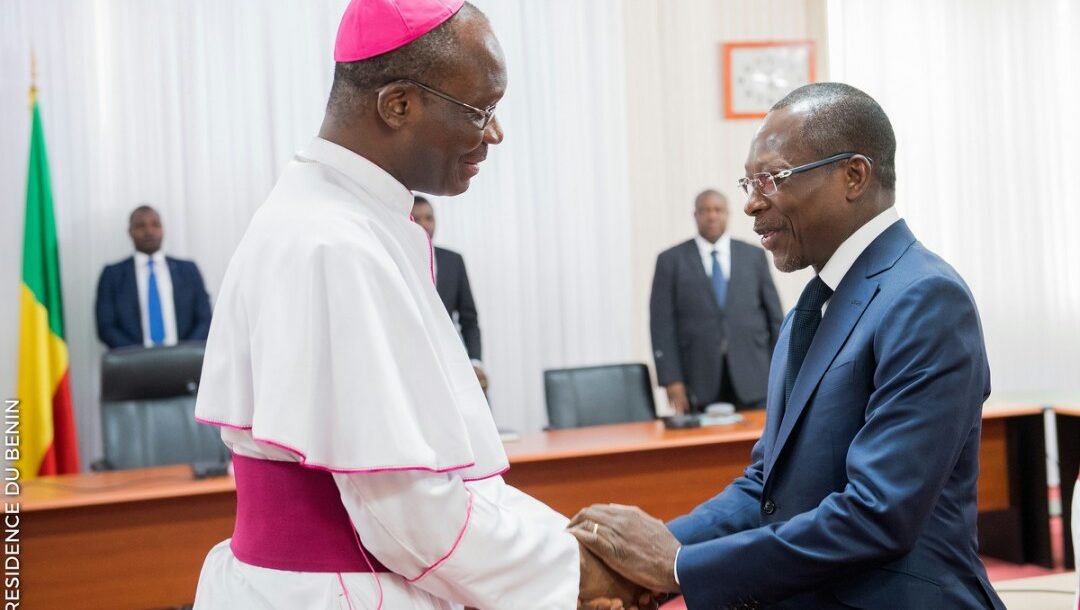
[
  {"left": 650, "top": 190, "right": 783, "bottom": 412},
  {"left": 411, "top": 196, "right": 487, "bottom": 390},
  {"left": 572, "top": 84, "right": 1005, "bottom": 609},
  {"left": 95, "top": 205, "right": 212, "bottom": 349}
]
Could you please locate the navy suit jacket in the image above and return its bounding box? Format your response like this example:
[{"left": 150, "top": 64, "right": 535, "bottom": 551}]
[
  {"left": 650, "top": 238, "right": 783, "bottom": 407},
  {"left": 667, "top": 221, "right": 1004, "bottom": 609},
  {"left": 434, "top": 246, "right": 481, "bottom": 361},
  {"left": 95, "top": 256, "right": 212, "bottom": 349}
]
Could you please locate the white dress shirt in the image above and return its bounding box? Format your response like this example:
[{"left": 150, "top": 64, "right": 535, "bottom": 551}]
[
  {"left": 133, "top": 250, "right": 178, "bottom": 347},
  {"left": 818, "top": 207, "right": 901, "bottom": 313},
  {"left": 694, "top": 233, "right": 731, "bottom": 280}
]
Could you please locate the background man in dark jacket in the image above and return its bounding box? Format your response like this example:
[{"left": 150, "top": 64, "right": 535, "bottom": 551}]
[
  {"left": 95, "top": 205, "right": 211, "bottom": 348},
  {"left": 650, "top": 189, "right": 783, "bottom": 412}
]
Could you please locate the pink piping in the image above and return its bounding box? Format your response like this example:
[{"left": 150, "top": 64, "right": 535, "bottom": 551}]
[
  {"left": 350, "top": 521, "right": 384, "bottom": 609},
  {"left": 254, "top": 437, "right": 477, "bottom": 474},
  {"left": 336, "top": 573, "right": 356, "bottom": 610},
  {"left": 195, "top": 416, "right": 252, "bottom": 431},
  {"left": 406, "top": 488, "right": 475, "bottom": 583},
  {"left": 463, "top": 465, "right": 510, "bottom": 482},
  {"left": 197, "top": 417, "right": 493, "bottom": 475}
]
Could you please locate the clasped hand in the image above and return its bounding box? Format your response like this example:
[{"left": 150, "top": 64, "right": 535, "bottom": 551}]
[{"left": 569, "top": 504, "right": 682, "bottom": 609}]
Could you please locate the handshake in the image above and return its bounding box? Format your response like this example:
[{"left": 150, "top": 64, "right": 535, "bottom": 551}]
[{"left": 568, "top": 504, "right": 682, "bottom": 610}]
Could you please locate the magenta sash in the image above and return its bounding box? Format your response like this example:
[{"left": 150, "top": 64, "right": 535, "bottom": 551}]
[{"left": 229, "top": 454, "right": 391, "bottom": 573}]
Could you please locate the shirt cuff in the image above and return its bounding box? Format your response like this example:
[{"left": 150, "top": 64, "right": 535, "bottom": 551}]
[
  {"left": 470, "top": 359, "right": 485, "bottom": 370},
  {"left": 673, "top": 546, "right": 682, "bottom": 586}
]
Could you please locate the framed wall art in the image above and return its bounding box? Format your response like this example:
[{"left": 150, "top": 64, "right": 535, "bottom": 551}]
[{"left": 722, "top": 41, "right": 816, "bottom": 119}]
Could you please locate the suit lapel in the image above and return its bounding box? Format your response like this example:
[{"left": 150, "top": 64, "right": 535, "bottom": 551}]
[
  {"left": 767, "top": 279, "right": 878, "bottom": 474},
  {"left": 122, "top": 257, "right": 137, "bottom": 296},
  {"left": 681, "top": 240, "right": 719, "bottom": 310},
  {"left": 121, "top": 257, "right": 142, "bottom": 342},
  {"left": 167, "top": 257, "right": 181, "bottom": 294},
  {"left": 763, "top": 314, "right": 792, "bottom": 468},
  {"left": 765, "top": 220, "right": 916, "bottom": 477},
  {"left": 682, "top": 240, "right": 709, "bottom": 282},
  {"left": 433, "top": 248, "right": 448, "bottom": 293},
  {"left": 727, "top": 240, "right": 746, "bottom": 301}
]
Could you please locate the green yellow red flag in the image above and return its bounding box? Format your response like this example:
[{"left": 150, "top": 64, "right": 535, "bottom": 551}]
[{"left": 16, "top": 75, "right": 80, "bottom": 479}]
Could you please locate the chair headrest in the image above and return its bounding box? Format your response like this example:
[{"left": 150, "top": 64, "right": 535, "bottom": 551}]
[{"left": 101, "top": 341, "right": 205, "bottom": 401}]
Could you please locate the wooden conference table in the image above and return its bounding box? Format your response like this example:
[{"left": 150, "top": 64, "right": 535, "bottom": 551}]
[{"left": 20, "top": 405, "right": 1050, "bottom": 609}]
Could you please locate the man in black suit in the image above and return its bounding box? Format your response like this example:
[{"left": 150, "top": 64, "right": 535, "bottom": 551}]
[
  {"left": 650, "top": 189, "right": 783, "bottom": 412},
  {"left": 95, "top": 205, "right": 212, "bottom": 349},
  {"left": 411, "top": 196, "right": 487, "bottom": 390}
]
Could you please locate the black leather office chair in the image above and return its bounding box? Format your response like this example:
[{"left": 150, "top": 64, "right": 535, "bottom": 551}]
[
  {"left": 543, "top": 363, "right": 657, "bottom": 429},
  {"left": 96, "top": 341, "right": 228, "bottom": 470}
]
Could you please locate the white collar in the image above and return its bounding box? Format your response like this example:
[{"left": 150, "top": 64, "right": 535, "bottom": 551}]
[
  {"left": 296, "top": 137, "right": 414, "bottom": 216},
  {"left": 134, "top": 250, "right": 166, "bottom": 265},
  {"left": 694, "top": 232, "right": 731, "bottom": 255},
  {"left": 818, "top": 207, "right": 901, "bottom": 291}
]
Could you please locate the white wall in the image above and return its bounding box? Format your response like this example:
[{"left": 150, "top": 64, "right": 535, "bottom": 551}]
[
  {"left": 827, "top": 0, "right": 1080, "bottom": 399},
  {"left": 622, "top": 0, "right": 828, "bottom": 380}
]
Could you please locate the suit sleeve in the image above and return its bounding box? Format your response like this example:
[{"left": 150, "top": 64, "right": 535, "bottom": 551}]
[
  {"left": 334, "top": 471, "right": 579, "bottom": 609},
  {"left": 649, "top": 253, "right": 683, "bottom": 386},
  {"left": 667, "top": 437, "right": 765, "bottom": 543},
  {"left": 95, "top": 268, "right": 131, "bottom": 349},
  {"left": 187, "top": 263, "right": 213, "bottom": 341},
  {"left": 455, "top": 256, "right": 482, "bottom": 361},
  {"left": 758, "top": 250, "right": 784, "bottom": 348},
  {"left": 675, "top": 276, "right": 989, "bottom": 608}
]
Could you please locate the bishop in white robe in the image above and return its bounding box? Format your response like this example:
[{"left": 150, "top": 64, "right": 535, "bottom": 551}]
[{"left": 194, "top": 135, "right": 586, "bottom": 609}]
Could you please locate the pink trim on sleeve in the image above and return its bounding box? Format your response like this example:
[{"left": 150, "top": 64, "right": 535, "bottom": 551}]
[
  {"left": 195, "top": 417, "right": 483, "bottom": 475},
  {"left": 462, "top": 465, "right": 510, "bottom": 482},
  {"left": 253, "top": 436, "right": 476, "bottom": 474},
  {"left": 406, "top": 488, "right": 475, "bottom": 583},
  {"left": 195, "top": 416, "right": 253, "bottom": 431}
]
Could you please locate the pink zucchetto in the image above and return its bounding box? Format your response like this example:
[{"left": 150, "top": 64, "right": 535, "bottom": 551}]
[{"left": 334, "top": 0, "right": 465, "bottom": 62}]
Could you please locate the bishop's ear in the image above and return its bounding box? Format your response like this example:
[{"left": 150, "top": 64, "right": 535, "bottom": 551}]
[{"left": 375, "top": 82, "right": 413, "bottom": 129}]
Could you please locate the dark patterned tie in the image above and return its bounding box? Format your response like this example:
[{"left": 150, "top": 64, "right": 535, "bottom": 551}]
[{"left": 784, "top": 276, "right": 834, "bottom": 405}]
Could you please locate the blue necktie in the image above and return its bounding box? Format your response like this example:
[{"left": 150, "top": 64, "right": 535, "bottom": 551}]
[
  {"left": 710, "top": 249, "right": 727, "bottom": 308},
  {"left": 147, "top": 259, "right": 165, "bottom": 346},
  {"left": 784, "top": 276, "right": 834, "bottom": 405}
]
